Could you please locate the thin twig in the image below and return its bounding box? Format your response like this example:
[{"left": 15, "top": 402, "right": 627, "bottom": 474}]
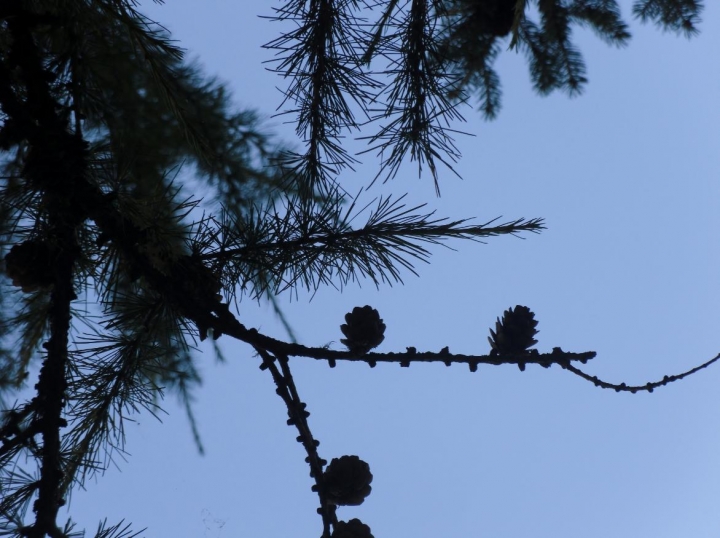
[
  {"left": 255, "top": 348, "right": 336, "bottom": 537},
  {"left": 562, "top": 353, "right": 720, "bottom": 393}
]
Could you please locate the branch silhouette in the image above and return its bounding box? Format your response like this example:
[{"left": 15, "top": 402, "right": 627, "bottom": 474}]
[
  {"left": 562, "top": 353, "right": 720, "bottom": 393},
  {"left": 0, "top": 1, "right": 711, "bottom": 537}
]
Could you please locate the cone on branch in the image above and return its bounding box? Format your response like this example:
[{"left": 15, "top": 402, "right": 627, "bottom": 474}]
[
  {"left": 488, "top": 305, "right": 539, "bottom": 357},
  {"left": 4, "top": 240, "right": 55, "bottom": 292},
  {"left": 340, "top": 306, "right": 385, "bottom": 355},
  {"left": 332, "top": 519, "right": 374, "bottom": 538},
  {"left": 323, "top": 455, "right": 373, "bottom": 506},
  {"left": 467, "top": 0, "right": 517, "bottom": 38}
]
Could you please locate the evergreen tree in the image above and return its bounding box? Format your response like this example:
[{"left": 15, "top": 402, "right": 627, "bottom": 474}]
[{"left": 0, "top": 1, "right": 712, "bottom": 537}]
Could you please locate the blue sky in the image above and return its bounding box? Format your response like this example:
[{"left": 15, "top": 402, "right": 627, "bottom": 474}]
[{"left": 65, "top": 2, "right": 720, "bottom": 537}]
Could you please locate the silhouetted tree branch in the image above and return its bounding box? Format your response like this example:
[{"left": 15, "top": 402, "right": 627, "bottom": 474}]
[{"left": 0, "top": 1, "right": 712, "bottom": 537}]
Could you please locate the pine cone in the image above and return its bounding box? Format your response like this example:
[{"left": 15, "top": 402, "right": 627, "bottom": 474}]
[
  {"left": 340, "top": 306, "right": 385, "bottom": 355},
  {"left": 488, "top": 305, "right": 538, "bottom": 355},
  {"left": 487, "top": 0, "right": 516, "bottom": 37},
  {"left": 332, "top": 519, "right": 374, "bottom": 538},
  {"left": 5, "top": 240, "right": 55, "bottom": 292},
  {"left": 323, "top": 455, "right": 373, "bottom": 506}
]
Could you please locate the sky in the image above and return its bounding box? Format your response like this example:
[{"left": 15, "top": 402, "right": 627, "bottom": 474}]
[{"left": 61, "top": 2, "right": 720, "bottom": 537}]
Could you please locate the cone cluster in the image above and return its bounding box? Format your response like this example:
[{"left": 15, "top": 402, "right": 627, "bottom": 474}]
[
  {"left": 332, "top": 519, "right": 374, "bottom": 538},
  {"left": 323, "top": 455, "right": 373, "bottom": 506},
  {"left": 340, "top": 306, "right": 385, "bottom": 355},
  {"left": 5, "top": 240, "right": 55, "bottom": 292},
  {"left": 478, "top": 0, "right": 516, "bottom": 37},
  {"left": 488, "top": 305, "right": 539, "bottom": 355}
]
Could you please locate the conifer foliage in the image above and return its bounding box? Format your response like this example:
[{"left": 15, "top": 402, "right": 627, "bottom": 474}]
[{"left": 0, "top": 0, "right": 711, "bottom": 537}]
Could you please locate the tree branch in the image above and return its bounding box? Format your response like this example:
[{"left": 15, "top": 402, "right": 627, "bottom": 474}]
[
  {"left": 562, "top": 352, "right": 720, "bottom": 393},
  {"left": 255, "top": 348, "right": 336, "bottom": 538},
  {"left": 1, "top": 11, "right": 84, "bottom": 536}
]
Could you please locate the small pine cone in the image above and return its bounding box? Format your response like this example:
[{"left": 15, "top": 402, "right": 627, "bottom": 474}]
[
  {"left": 488, "top": 305, "right": 539, "bottom": 355},
  {"left": 178, "top": 254, "right": 224, "bottom": 303},
  {"left": 340, "top": 306, "right": 385, "bottom": 355},
  {"left": 5, "top": 240, "right": 54, "bottom": 292},
  {"left": 489, "top": 0, "right": 516, "bottom": 37},
  {"left": 332, "top": 519, "right": 374, "bottom": 538},
  {"left": 323, "top": 455, "right": 373, "bottom": 506}
]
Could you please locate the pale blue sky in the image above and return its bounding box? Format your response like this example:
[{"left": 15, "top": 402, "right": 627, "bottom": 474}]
[{"left": 66, "top": 2, "right": 720, "bottom": 537}]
